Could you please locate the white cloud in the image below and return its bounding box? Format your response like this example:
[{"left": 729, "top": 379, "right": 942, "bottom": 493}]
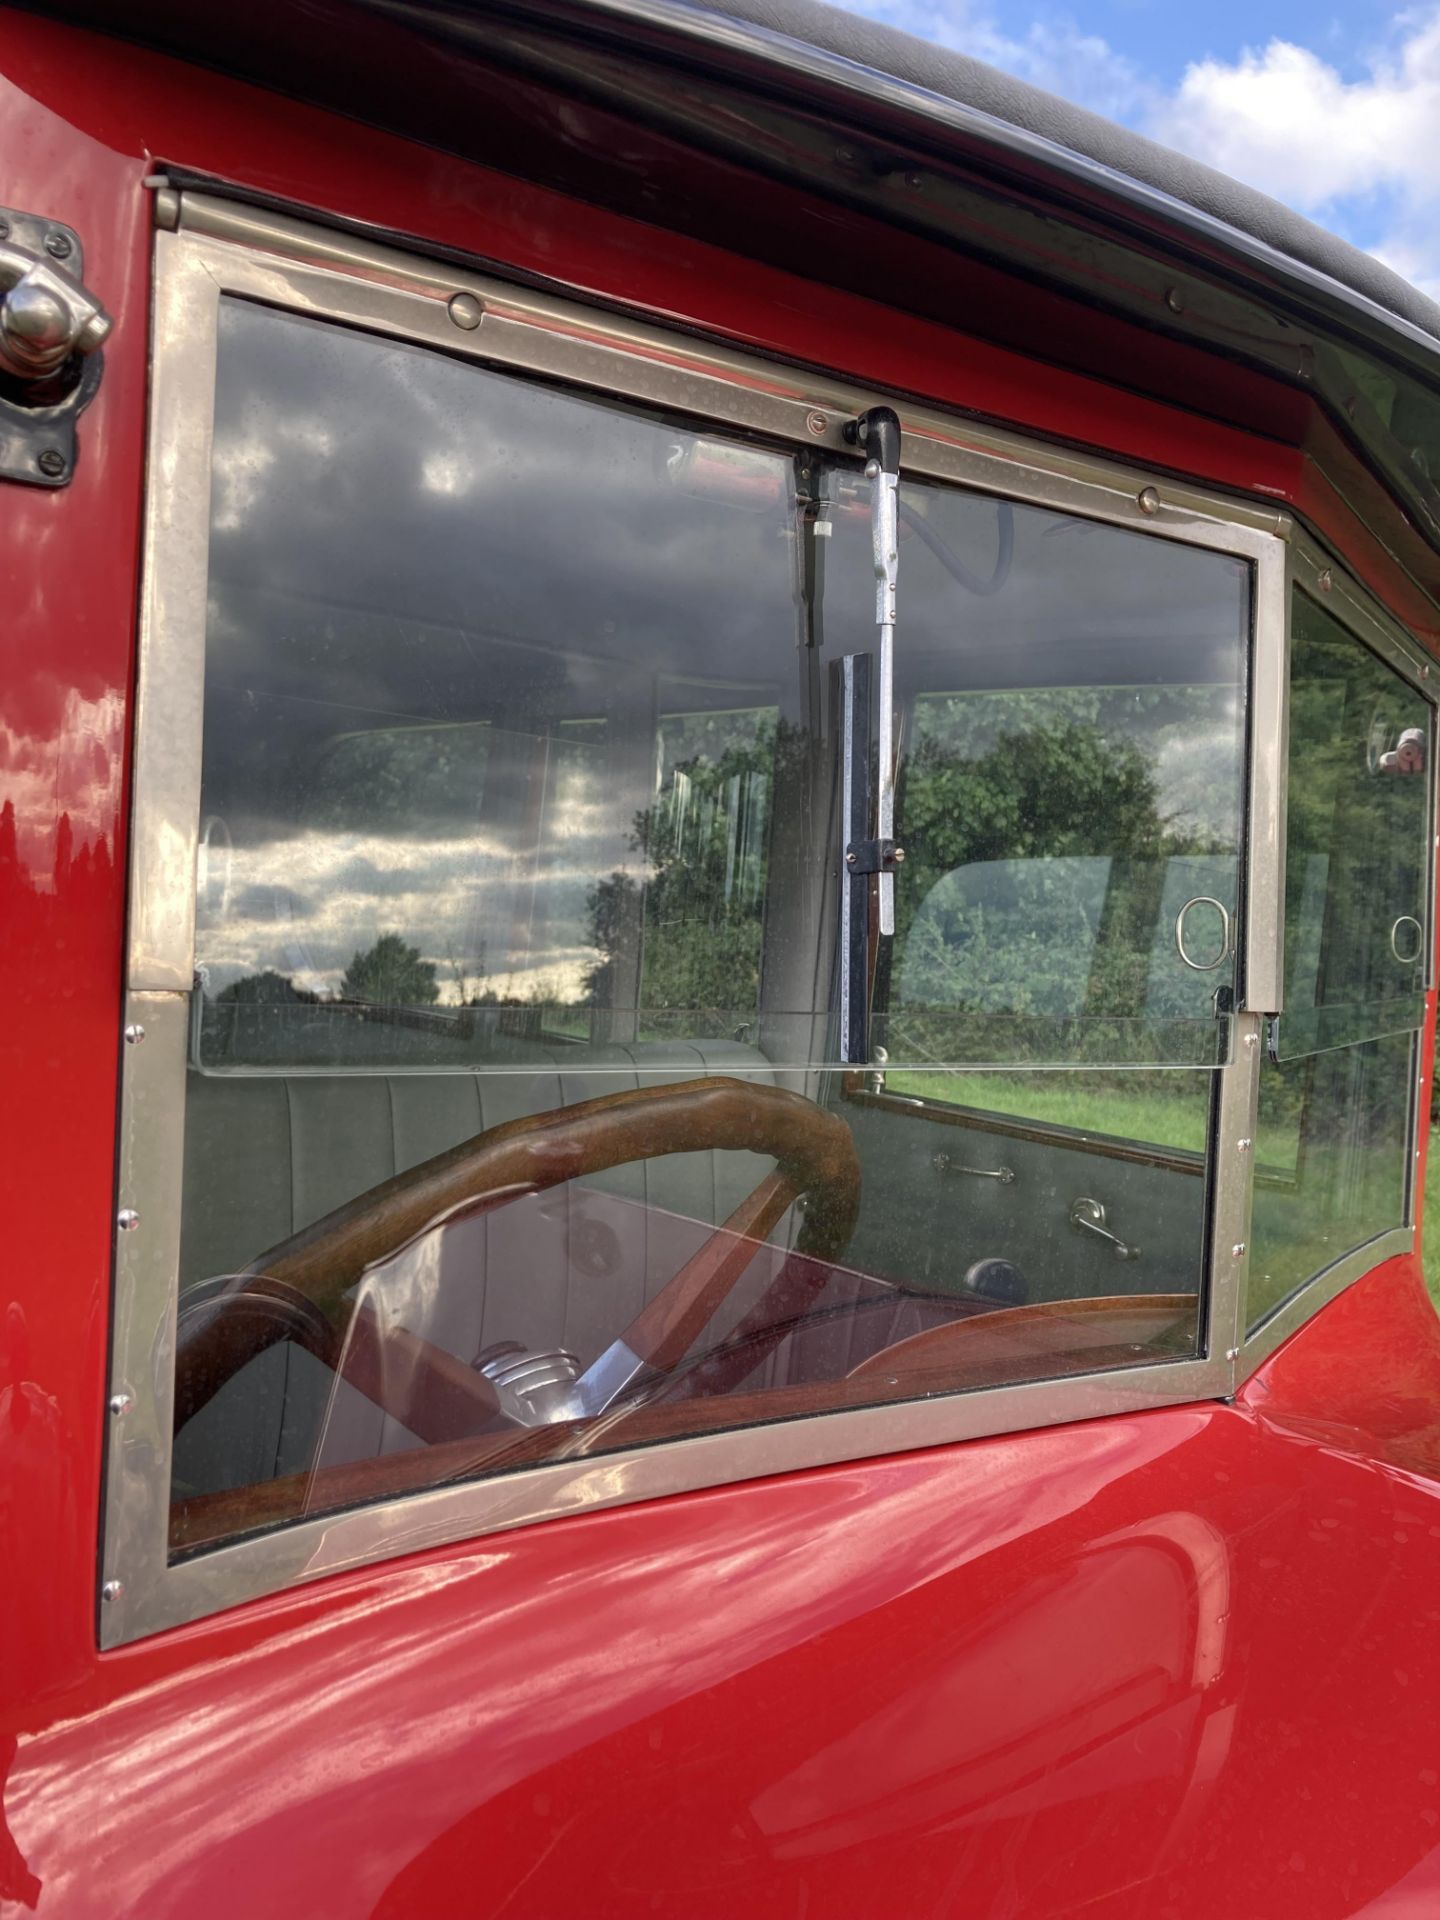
[
  {"left": 1372, "top": 234, "right": 1440, "bottom": 304},
  {"left": 841, "top": 0, "right": 1440, "bottom": 297},
  {"left": 1164, "top": 39, "right": 1414, "bottom": 206},
  {"left": 1153, "top": 13, "right": 1440, "bottom": 296}
]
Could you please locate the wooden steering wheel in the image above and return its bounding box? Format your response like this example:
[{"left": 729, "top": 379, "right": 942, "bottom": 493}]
[{"left": 174, "top": 1077, "right": 861, "bottom": 1435}]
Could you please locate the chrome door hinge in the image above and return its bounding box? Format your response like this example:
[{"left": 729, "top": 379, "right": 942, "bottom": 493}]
[{"left": 0, "top": 208, "right": 112, "bottom": 488}]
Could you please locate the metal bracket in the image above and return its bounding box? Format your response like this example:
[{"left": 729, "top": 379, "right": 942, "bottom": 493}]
[
  {"left": 837, "top": 652, "right": 873, "bottom": 1065},
  {"left": 0, "top": 207, "right": 112, "bottom": 488},
  {"left": 844, "top": 836, "right": 904, "bottom": 874},
  {"left": 844, "top": 405, "right": 901, "bottom": 934}
]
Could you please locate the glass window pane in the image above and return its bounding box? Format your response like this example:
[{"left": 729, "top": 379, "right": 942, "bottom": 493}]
[
  {"left": 1249, "top": 1033, "right": 1414, "bottom": 1326},
  {"left": 818, "top": 475, "right": 1249, "bottom": 1071},
  {"left": 172, "top": 301, "right": 1251, "bottom": 1554},
  {"left": 196, "top": 305, "right": 806, "bottom": 1068},
  {"left": 1248, "top": 595, "right": 1430, "bottom": 1330},
  {"left": 1272, "top": 593, "right": 1430, "bottom": 1062}
]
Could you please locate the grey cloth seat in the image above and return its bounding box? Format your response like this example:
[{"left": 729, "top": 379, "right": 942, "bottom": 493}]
[{"left": 179, "top": 1037, "right": 785, "bottom": 1303}]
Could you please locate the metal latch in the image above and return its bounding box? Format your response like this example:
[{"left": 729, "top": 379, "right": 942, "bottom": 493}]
[{"left": 0, "top": 208, "right": 112, "bottom": 487}]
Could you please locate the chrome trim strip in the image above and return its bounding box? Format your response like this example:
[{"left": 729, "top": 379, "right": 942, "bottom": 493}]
[
  {"left": 127, "top": 238, "right": 220, "bottom": 992},
  {"left": 125, "top": 1351, "right": 1228, "bottom": 1643},
  {"left": 1244, "top": 532, "right": 1291, "bottom": 1017},
  {"left": 1208, "top": 1011, "right": 1262, "bottom": 1368},
  {"left": 107, "top": 196, "right": 1289, "bottom": 1646},
  {"left": 102, "top": 991, "right": 189, "bottom": 1642},
  {"left": 1238, "top": 1227, "right": 1415, "bottom": 1377},
  {"left": 178, "top": 192, "right": 1289, "bottom": 527}
]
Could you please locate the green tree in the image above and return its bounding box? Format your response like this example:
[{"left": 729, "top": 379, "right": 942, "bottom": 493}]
[
  {"left": 893, "top": 716, "right": 1170, "bottom": 1013},
  {"left": 586, "top": 714, "right": 781, "bottom": 1021},
  {"left": 341, "top": 933, "right": 439, "bottom": 1006},
  {"left": 217, "top": 969, "right": 316, "bottom": 1004}
]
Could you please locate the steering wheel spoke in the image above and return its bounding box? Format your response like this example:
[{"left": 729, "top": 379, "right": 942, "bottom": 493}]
[{"left": 573, "top": 1168, "right": 800, "bottom": 1415}]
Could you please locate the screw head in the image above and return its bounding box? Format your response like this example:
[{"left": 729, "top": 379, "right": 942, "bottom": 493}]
[
  {"left": 865, "top": 459, "right": 880, "bottom": 480},
  {"left": 124, "top": 1022, "right": 145, "bottom": 1045},
  {"left": 108, "top": 1392, "right": 133, "bottom": 1416},
  {"left": 117, "top": 1208, "right": 140, "bottom": 1232},
  {"left": 892, "top": 846, "right": 906, "bottom": 863},
  {"left": 37, "top": 449, "right": 66, "bottom": 478},
  {"left": 1318, "top": 568, "right": 1333, "bottom": 591},
  {"left": 1165, "top": 287, "right": 1185, "bottom": 314},
  {"left": 1137, "top": 486, "right": 1161, "bottom": 516},
  {"left": 447, "top": 292, "right": 483, "bottom": 331},
  {"left": 44, "top": 230, "right": 72, "bottom": 260},
  {"left": 805, "top": 410, "right": 828, "bottom": 437},
  {"left": 845, "top": 850, "right": 857, "bottom": 866},
  {"left": 101, "top": 1579, "right": 124, "bottom": 1603},
  {"left": 1232, "top": 1242, "right": 1247, "bottom": 1258},
  {"left": 1237, "top": 1137, "right": 1252, "bottom": 1152}
]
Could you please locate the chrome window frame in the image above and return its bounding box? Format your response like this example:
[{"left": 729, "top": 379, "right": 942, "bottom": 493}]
[
  {"left": 1235, "top": 537, "right": 1437, "bottom": 1375},
  {"left": 105, "top": 192, "right": 1293, "bottom": 1646}
]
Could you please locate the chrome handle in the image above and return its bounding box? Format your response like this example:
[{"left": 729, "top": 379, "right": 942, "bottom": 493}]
[
  {"left": 1391, "top": 915, "right": 1424, "bottom": 965},
  {"left": 934, "top": 1152, "right": 1015, "bottom": 1183},
  {"left": 1069, "top": 1196, "right": 1140, "bottom": 1261},
  {"left": 1174, "top": 896, "right": 1232, "bottom": 972}
]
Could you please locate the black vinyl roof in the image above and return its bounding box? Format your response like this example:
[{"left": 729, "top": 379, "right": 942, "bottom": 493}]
[{"left": 571, "top": 0, "right": 1440, "bottom": 356}]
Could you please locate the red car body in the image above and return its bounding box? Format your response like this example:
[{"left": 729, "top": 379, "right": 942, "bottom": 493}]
[{"left": 3, "top": 5, "right": 1440, "bottom": 1914}]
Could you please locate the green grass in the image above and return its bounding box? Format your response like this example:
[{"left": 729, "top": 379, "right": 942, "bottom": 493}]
[{"left": 886, "top": 1069, "right": 1212, "bottom": 1154}]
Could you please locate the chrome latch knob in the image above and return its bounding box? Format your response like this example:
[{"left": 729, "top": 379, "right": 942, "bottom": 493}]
[{"left": 0, "top": 240, "right": 111, "bottom": 382}]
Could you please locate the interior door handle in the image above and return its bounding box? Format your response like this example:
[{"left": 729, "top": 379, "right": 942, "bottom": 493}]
[
  {"left": 1069, "top": 1196, "right": 1140, "bottom": 1261},
  {"left": 934, "top": 1151, "right": 1015, "bottom": 1183}
]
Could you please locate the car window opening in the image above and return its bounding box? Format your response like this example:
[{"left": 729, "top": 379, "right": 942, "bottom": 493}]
[{"left": 162, "top": 293, "right": 1289, "bottom": 1554}]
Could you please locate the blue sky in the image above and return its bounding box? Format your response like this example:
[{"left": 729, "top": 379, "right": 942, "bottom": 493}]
[{"left": 839, "top": 0, "right": 1440, "bottom": 299}]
